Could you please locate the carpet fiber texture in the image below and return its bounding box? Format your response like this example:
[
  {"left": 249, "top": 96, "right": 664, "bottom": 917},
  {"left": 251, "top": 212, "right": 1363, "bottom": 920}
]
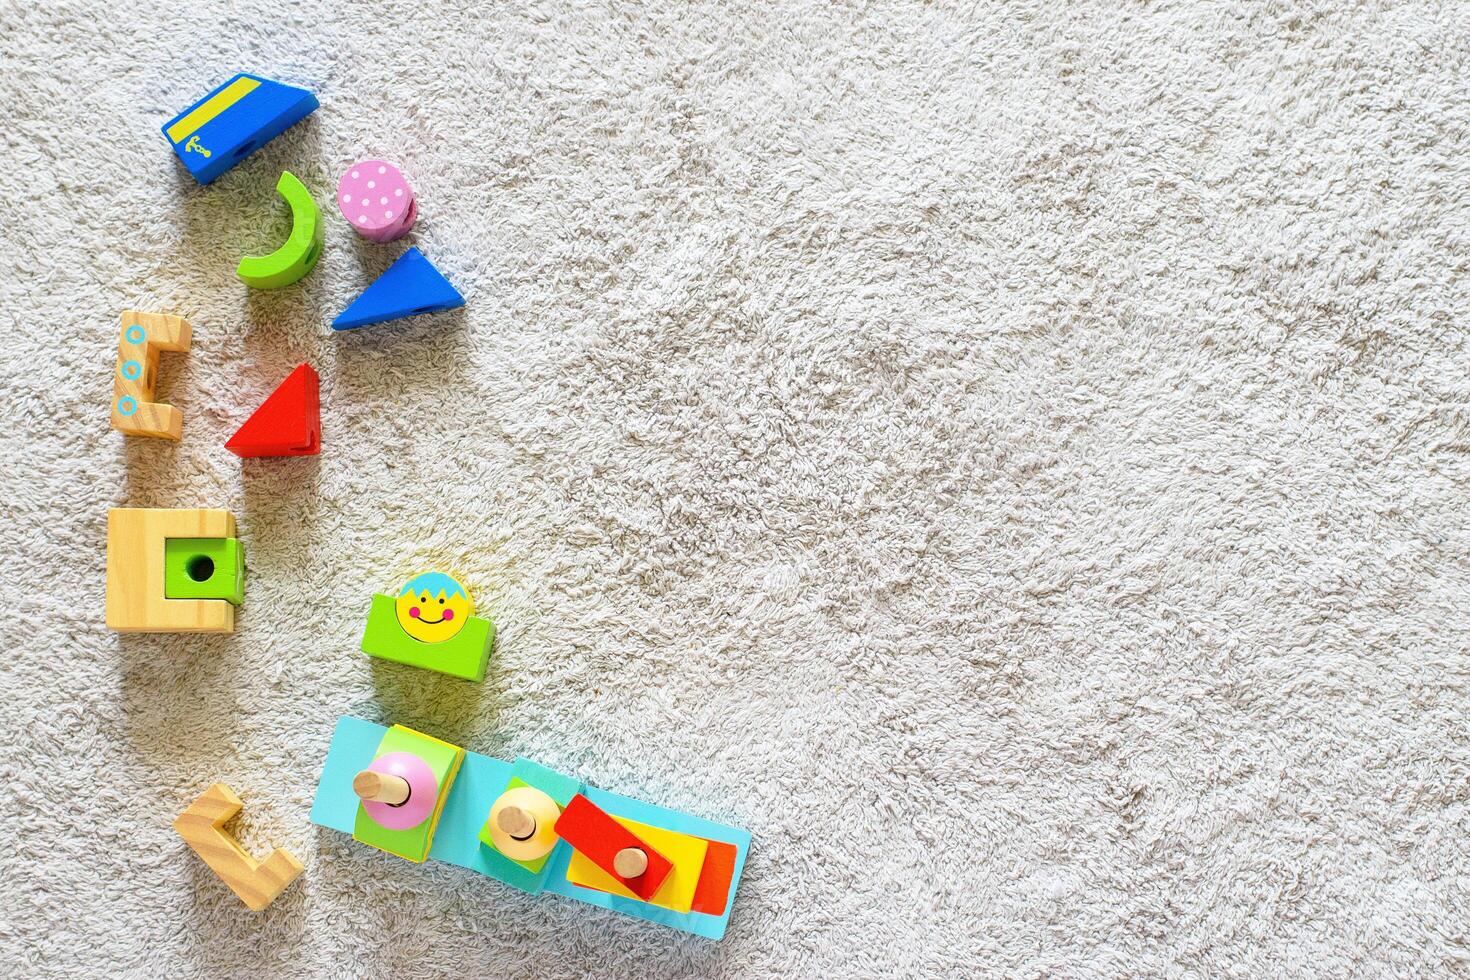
[{"left": 2, "top": 0, "right": 1468, "bottom": 976}]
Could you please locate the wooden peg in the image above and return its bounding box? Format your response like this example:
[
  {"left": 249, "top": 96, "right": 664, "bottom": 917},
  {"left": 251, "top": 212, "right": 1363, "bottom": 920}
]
[
  {"left": 483, "top": 786, "right": 562, "bottom": 862},
  {"left": 353, "top": 770, "right": 410, "bottom": 806},
  {"left": 613, "top": 847, "right": 649, "bottom": 879},
  {"left": 496, "top": 805, "right": 537, "bottom": 840}
]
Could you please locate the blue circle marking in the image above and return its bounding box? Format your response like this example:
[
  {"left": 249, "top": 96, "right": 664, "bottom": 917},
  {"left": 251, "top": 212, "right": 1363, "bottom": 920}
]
[
  {"left": 116, "top": 396, "right": 138, "bottom": 417},
  {"left": 121, "top": 359, "right": 142, "bottom": 381},
  {"left": 124, "top": 324, "right": 145, "bottom": 344}
]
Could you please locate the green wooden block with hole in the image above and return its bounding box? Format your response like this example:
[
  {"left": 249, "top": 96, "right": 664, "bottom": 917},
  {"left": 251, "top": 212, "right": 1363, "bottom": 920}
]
[
  {"left": 359, "top": 593, "right": 495, "bottom": 681},
  {"left": 163, "top": 537, "right": 244, "bottom": 604},
  {"left": 475, "top": 759, "right": 583, "bottom": 881},
  {"left": 352, "top": 725, "right": 464, "bottom": 862}
]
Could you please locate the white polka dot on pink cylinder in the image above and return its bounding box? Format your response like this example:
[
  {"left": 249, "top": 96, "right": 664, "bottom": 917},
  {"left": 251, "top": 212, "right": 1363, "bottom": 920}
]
[{"left": 336, "top": 160, "right": 417, "bottom": 242}]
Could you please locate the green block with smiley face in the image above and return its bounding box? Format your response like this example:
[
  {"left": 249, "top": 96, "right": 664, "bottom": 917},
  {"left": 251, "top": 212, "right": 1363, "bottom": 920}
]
[{"left": 360, "top": 572, "right": 494, "bottom": 681}]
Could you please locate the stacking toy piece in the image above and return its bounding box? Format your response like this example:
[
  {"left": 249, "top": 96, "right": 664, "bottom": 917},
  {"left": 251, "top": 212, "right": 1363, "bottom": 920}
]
[
  {"left": 164, "top": 537, "right": 244, "bottom": 605},
  {"left": 111, "top": 310, "right": 191, "bottom": 440},
  {"left": 106, "top": 508, "right": 242, "bottom": 633},
  {"left": 353, "top": 752, "right": 439, "bottom": 831},
  {"left": 475, "top": 758, "right": 583, "bottom": 894},
  {"left": 332, "top": 247, "right": 463, "bottom": 330},
  {"left": 482, "top": 786, "right": 563, "bottom": 865},
  {"left": 310, "top": 716, "right": 753, "bottom": 939},
  {"left": 615, "top": 847, "right": 650, "bottom": 878},
  {"left": 359, "top": 571, "right": 495, "bottom": 681},
  {"left": 554, "top": 793, "right": 673, "bottom": 901},
  {"left": 162, "top": 73, "right": 318, "bottom": 185},
  {"left": 351, "top": 725, "right": 464, "bottom": 863},
  {"left": 226, "top": 364, "right": 321, "bottom": 458},
  {"left": 338, "top": 160, "right": 417, "bottom": 242},
  {"left": 236, "top": 171, "right": 323, "bottom": 289},
  {"left": 564, "top": 813, "right": 712, "bottom": 915},
  {"left": 173, "top": 783, "right": 303, "bottom": 910}
]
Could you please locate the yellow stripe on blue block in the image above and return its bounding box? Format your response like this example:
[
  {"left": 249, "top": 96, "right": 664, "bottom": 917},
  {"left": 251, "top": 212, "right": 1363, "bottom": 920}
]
[{"left": 165, "top": 76, "right": 260, "bottom": 143}]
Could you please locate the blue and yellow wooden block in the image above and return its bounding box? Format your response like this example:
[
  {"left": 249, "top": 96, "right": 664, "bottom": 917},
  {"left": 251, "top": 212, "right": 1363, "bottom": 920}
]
[{"left": 162, "top": 73, "right": 318, "bottom": 184}]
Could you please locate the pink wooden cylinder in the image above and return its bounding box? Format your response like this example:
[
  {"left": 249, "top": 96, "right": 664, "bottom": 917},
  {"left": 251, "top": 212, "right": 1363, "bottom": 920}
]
[{"left": 338, "top": 160, "right": 417, "bottom": 242}]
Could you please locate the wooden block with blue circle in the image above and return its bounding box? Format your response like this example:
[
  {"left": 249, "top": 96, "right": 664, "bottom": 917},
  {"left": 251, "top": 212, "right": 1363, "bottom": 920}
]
[
  {"left": 111, "top": 311, "right": 191, "bottom": 440},
  {"left": 350, "top": 724, "right": 464, "bottom": 863},
  {"left": 106, "top": 508, "right": 241, "bottom": 633},
  {"left": 162, "top": 73, "right": 318, "bottom": 185},
  {"left": 332, "top": 247, "right": 464, "bottom": 330},
  {"left": 236, "top": 172, "right": 323, "bottom": 289},
  {"left": 359, "top": 572, "right": 495, "bottom": 681}
]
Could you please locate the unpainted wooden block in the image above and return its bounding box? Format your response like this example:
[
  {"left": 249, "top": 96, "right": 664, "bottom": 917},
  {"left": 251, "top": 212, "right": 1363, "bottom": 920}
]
[
  {"left": 111, "top": 311, "right": 191, "bottom": 440},
  {"left": 106, "top": 508, "right": 238, "bottom": 633},
  {"left": 173, "top": 783, "right": 303, "bottom": 911}
]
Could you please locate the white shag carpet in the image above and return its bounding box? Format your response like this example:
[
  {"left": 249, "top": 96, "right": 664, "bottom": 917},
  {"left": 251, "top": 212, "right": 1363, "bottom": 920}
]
[{"left": 2, "top": 0, "right": 1468, "bottom": 975}]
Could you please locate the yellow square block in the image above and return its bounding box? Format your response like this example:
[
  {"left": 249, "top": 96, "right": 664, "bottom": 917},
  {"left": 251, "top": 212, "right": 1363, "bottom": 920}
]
[{"left": 565, "top": 815, "right": 709, "bottom": 914}]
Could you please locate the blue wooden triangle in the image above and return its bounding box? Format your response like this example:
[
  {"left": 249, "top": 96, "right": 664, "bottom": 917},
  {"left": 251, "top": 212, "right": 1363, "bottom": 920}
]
[{"left": 332, "top": 247, "right": 465, "bottom": 330}]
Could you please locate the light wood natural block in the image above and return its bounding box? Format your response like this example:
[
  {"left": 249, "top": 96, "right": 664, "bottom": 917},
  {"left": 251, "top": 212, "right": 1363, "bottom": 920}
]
[
  {"left": 352, "top": 770, "right": 410, "bottom": 806},
  {"left": 613, "top": 847, "right": 649, "bottom": 879},
  {"left": 496, "top": 805, "right": 537, "bottom": 839},
  {"left": 106, "top": 508, "right": 237, "bottom": 632},
  {"left": 172, "top": 783, "right": 303, "bottom": 911},
  {"left": 111, "top": 310, "right": 191, "bottom": 439}
]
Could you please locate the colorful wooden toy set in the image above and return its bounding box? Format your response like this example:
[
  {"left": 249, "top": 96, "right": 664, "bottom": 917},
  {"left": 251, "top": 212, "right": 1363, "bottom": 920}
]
[
  {"left": 109, "top": 73, "right": 750, "bottom": 935},
  {"left": 311, "top": 718, "right": 750, "bottom": 939}
]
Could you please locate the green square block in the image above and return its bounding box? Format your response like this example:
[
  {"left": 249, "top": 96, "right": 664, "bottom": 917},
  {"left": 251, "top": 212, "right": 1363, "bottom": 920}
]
[
  {"left": 478, "top": 777, "right": 552, "bottom": 873},
  {"left": 359, "top": 594, "right": 494, "bottom": 681},
  {"left": 352, "top": 725, "right": 464, "bottom": 862},
  {"left": 476, "top": 758, "right": 582, "bottom": 878},
  {"left": 163, "top": 538, "right": 244, "bottom": 604}
]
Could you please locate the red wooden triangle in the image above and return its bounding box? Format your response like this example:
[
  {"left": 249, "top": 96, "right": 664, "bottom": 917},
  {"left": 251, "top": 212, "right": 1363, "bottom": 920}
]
[{"left": 225, "top": 363, "right": 320, "bottom": 458}]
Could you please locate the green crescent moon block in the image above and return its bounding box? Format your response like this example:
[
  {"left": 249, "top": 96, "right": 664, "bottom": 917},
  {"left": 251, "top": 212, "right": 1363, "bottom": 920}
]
[{"left": 236, "top": 171, "right": 324, "bottom": 289}]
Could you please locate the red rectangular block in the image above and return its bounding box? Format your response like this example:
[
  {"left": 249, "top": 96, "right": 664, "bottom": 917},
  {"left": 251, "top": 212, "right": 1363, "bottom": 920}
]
[
  {"left": 689, "top": 839, "right": 738, "bottom": 916},
  {"left": 553, "top": 794, "right": 672, "bottom": 901}
]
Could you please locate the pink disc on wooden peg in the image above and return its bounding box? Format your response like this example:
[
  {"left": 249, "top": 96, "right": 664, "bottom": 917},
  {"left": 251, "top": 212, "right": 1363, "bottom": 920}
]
[
  {"left": 360, "top": 751, "right": 438, "bottom": 830},
  {"left": 337, "top": 160, "right": 417, "bottom": 242}
]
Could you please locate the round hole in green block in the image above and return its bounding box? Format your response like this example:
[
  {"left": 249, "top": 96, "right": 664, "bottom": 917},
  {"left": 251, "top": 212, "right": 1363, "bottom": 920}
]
[{"left": 186, "top": 555, "right": 215, "bottom": 582}]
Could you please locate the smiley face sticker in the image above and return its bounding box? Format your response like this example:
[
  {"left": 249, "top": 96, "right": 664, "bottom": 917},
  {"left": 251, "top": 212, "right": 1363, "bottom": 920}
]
[{"left": 393, "top": 572, "right": 473, "bottom": 644}]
